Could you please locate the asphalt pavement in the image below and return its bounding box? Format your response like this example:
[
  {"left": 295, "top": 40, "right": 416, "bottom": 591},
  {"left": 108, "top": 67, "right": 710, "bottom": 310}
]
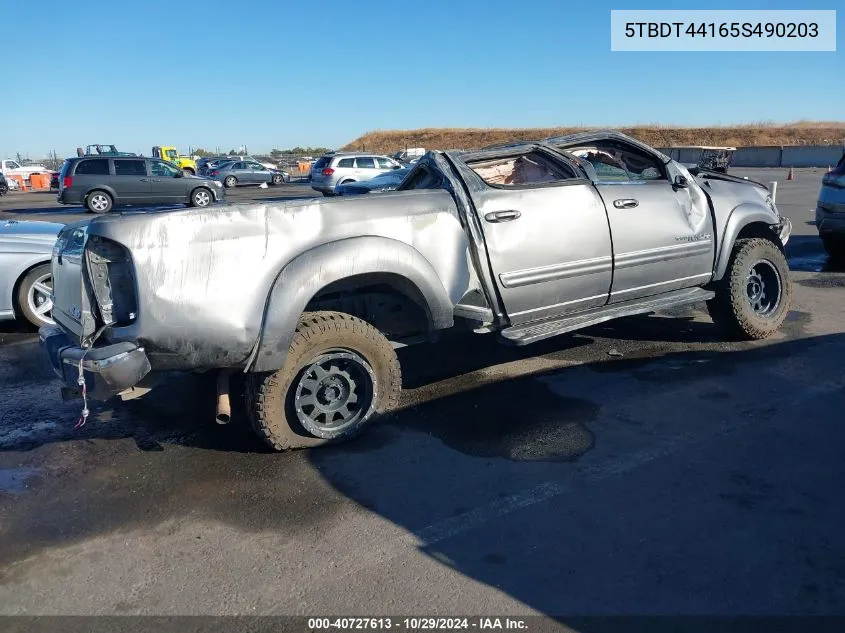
[{"left": 1, "top": 169, "right": 844, "bottom": 624}]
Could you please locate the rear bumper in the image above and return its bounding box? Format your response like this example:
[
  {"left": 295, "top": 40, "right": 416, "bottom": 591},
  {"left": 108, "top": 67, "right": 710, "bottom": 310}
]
[
  {"left": 39, "top": 325, "right": 151, "bottom": 401},
  {"left": 57, "top": 189, "right": 82, "bottom": 205},
  {"left": 816, "top": 205, "right": 845, "bottom": 237}
]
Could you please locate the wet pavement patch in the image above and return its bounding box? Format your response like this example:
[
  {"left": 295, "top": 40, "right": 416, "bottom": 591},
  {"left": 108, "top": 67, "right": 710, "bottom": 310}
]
[
  {"left": 400, "top": 376, "right": 598, "bottom": 462},
  {"left": 796, "top": 275, "right": 845, "bottom": 289},
  {"left": 0, "top": 467, "right": 37, "bottom": 494}
]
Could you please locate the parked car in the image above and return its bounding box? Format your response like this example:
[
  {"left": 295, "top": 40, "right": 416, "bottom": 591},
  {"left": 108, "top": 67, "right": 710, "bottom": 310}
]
[
  {"left": 0, "top": 172, "right": 8, "bottom": 196},
  {"left": 310, "top": 152, "right": 404, "bottom": 196},
  {"left": 197, "top": 157, "right": 234, "bottom": 175},
  {"left": 336, "top": 167, "right": 412, "bottom": 195},
  {"left": 816, "top": 151, "right": 845, "bottom": 259},
  {"left": 1, "top": 220, "right": 63, "bottom": 328},
  {"left": 50, "top": 172, "right": 60, "bottom": 190},
  {"left": 207, "top": 160, "right": 290, "bottom": 188},
  {"left": 41, "top": 131, "right": 792, "bottom": 452},
  {"left": 57, "top": 156, "right": 225, "bottom": 214}
]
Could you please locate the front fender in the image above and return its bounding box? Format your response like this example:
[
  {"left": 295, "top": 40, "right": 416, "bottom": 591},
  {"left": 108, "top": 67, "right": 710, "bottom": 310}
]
[
  {"left": 713, "top": 203, "right": 782, "bottom": 281},
  {"left": 250, "top": 236, "right": 455, "bottom": 373}
]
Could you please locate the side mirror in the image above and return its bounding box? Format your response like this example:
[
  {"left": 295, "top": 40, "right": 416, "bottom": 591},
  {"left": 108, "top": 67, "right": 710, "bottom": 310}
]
[{"left": 673, "top": 175, "right": 688, "bottom": 188}]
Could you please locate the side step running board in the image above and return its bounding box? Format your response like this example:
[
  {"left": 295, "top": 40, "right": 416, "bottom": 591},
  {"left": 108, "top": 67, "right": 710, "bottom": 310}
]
[{"left": 500, "top": 287, "right": 715, "bottom": 346}]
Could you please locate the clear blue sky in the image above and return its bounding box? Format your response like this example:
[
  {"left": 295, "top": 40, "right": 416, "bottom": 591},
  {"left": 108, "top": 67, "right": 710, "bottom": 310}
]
[{"left": 5, "top": 0, "right": 842, "bottom": 158}]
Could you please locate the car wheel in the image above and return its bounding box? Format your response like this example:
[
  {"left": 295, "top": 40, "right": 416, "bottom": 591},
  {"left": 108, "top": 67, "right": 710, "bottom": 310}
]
[
  {"left": 190, "top": 187, "right": 213, "bottom": 207},
  {"left": 224, "top": 176, "right": 237, "bottom": 188},
  {"left": 821, "top": 234, "right": 845, "bottom": 261},
  {"left": 271, "top": 174, "right": 283, "bottom": 185},
  {"left": 85, "top": 190, "right": 113, "bottom": 214},
  {"left": 707, "top": 238, "right": 792, "bottom": 340},
  {"left": 182, "top": 168, "right": 195, "bottom": 176},
  {"left": 16, "top": 263, "right": 54, "bottom": 328},
  {"left": 246, "top": 311, "right": 401, "bottom": 451}
]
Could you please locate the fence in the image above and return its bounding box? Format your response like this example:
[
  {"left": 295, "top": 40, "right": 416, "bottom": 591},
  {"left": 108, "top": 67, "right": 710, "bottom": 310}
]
[{"left": 657, "top": 144, "right": 845, "bottom": 168}]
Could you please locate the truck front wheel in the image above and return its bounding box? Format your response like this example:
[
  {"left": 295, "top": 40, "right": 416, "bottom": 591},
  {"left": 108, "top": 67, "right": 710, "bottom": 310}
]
[
  {"left": 246, "top": 311, "right": 401, "bottom": 451},
  {"left": 707, "top": 237, "right": 792, "bottom": 340}
]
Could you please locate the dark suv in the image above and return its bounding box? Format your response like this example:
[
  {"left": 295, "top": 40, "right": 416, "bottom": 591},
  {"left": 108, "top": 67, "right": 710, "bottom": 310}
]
[{"left": 57, "top": 156, "right": 225, "bottom": 214}]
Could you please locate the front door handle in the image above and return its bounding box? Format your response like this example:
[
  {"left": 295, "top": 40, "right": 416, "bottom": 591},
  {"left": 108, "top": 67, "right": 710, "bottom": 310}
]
[
  {"left": 613, "top": 198, "right": 639, "bottom": 209},
  {"left": 140, "top": 178, "right": 149, "bottom": 182},
  {"left": 151, "top": 178, "right": 162, "bottom": 182},
  {"left": 485, "top": 210, "right": 521, "bottom": 223}
]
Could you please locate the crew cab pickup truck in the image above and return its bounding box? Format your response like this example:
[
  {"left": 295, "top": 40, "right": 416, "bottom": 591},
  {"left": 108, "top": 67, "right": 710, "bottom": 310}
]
[{"left": 40, "top": 132, "right": 792, "bottom": 451}]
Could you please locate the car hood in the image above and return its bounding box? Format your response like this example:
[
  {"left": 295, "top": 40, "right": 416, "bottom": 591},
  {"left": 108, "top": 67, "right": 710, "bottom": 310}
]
[{"left": 0, "top": 219, "right": 64, "bottom": 238}]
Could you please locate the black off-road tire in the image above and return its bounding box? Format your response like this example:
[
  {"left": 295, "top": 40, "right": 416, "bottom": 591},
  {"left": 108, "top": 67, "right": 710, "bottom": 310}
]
[
  {"left": 246, "top": 311, "right": 401, "bottom": 451},
  {"left": 707, "top": 237, "right": 792, "bottom": 340},
  {"left": 821, "top": 234, "right": 845, "bottom": 261}
]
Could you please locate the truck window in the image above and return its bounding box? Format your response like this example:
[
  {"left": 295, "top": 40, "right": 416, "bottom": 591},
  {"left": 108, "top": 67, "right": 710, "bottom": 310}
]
[
  {"left": 6, "top": 160, "right": 21, "bottom": 170},
  {"left": 400, "top": 166, "right": 442, "bottom": 190},
  {"left": 75, "top": 159, "right": 110, "bottom": 175},
  {"left": 469, "top": 152, "right": 575, "bottom": 187},
  {"left": 569, "top": 144, "right": 664, "bottom": 182}
]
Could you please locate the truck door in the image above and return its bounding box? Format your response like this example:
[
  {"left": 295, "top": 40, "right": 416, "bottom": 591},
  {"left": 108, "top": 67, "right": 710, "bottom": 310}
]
[
  {"left": 571, "top": 142, "right": 715, "bottom": 303},
  {"left": 458, "top": 149, "right": 613, "bottom": 325}
]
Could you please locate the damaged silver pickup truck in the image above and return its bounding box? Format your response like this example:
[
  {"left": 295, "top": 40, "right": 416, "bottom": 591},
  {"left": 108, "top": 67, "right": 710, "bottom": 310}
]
[{"left": 40, "top": 131, "right": 792, "bottom": 450}]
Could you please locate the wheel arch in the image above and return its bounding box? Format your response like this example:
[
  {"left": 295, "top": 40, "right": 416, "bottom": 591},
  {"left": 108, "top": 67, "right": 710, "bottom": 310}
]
[
  {"left": 713, "top": 204, "right": 784, "bottom": 281},
  {"left": 248, "top": 236, "right": 455, "bottom": 372},
  {"left": 84, "top": 186, "right": 117, "bottom": 201}
]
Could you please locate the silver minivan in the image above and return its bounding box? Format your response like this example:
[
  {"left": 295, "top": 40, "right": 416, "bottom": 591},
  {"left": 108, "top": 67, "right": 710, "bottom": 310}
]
[{"left": 311, "top": 152, "right": 403, "bottom": 196}]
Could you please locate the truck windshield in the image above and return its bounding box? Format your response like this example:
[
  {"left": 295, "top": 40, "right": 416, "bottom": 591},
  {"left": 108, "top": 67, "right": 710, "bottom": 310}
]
[{"left": 166, "top": 150, "right": 178, "bottom": 160}]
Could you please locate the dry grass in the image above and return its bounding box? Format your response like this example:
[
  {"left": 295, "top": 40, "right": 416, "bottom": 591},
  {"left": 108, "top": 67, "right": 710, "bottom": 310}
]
[{"left": 341, "top": 122, "right": 845, "bottom": 153}]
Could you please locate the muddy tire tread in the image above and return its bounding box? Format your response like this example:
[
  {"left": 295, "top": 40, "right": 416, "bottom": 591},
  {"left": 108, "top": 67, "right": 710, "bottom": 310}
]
[
  {"left": 706, "top": 237, "right": 791, "bottom": 340},
  {"left": 246, "top": 311, "right": 401, "bottom": 451}
]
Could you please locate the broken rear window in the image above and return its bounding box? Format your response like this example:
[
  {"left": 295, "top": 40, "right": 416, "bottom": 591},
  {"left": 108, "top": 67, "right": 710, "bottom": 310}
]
[{"left": 468, "top": 152, "right": 575, "bottom": 187}]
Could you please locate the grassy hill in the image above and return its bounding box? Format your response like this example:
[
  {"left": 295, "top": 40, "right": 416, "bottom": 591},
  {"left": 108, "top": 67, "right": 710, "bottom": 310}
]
[{"left": 341, "top": 122, "right": 845, "bottom": 153}]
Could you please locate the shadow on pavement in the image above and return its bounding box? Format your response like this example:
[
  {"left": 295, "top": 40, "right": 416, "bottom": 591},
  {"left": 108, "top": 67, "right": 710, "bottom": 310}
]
[{"left": 2, "top": 326, "right": 844, "bottom": 620}]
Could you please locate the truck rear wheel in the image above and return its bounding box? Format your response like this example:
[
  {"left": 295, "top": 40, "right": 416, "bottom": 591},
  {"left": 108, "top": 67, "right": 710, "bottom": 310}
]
[
  {"left": 246, "top": 311, "right": 401, "bottom": 451},
  {"left": 707, "top": 237, "right": 792, "bottom": 340}
]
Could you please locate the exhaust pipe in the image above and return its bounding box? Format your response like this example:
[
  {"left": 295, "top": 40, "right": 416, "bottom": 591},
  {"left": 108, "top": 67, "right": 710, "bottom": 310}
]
[{"left": 215, "top": 369, "right": 234, "bottom": 425}]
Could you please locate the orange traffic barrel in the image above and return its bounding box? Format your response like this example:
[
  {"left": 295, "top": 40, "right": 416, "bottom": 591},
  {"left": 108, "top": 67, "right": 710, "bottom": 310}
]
[
  {"left": 29, "top": 173, "right": 50, "bottom": 189},
  {"left": 8, "top": 174, "right": 27, "bottom": 191}
]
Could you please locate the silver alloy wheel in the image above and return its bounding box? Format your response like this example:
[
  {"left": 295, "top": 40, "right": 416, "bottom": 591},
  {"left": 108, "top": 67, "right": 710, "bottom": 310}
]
[
  {"left": 27, "top": 272, "right": 54, "bottom": 325},
  {"left": 746, "top": 259, "right": 782, "bottom": 317},
  {"left": 194, "top": 190, "right": 211, "bottom": 206},
  {"left": 272, "top": 174, "right": 282, "bottom": 185},
  {"left": 90, "top": 193, "right": 109, "bottom": 212},
  {"left": 293, "top": 349, "right": 377, "bottom": 439},
  {"left": 224, "top": 176, "right": 236, "bottom": 188}
]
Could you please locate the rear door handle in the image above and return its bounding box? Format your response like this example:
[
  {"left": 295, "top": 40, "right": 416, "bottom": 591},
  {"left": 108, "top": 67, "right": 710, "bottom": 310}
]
[
  {"left": 140, "top": 178, "right": 149, "bottom": 182},
  {"left": 484, "top": 210, "right": 521, "bottom": 223},
  {"left": 151, "top": 178, "right": 162, "bottom": 182},
  {"left": 613, "top": 198, "right": 639, "bottom": 209}
]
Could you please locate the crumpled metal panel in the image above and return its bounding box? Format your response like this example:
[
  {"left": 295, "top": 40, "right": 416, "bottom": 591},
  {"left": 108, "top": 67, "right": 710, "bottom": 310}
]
[{"left": 86, "top": 190, "right": 480, "bottom": 370}]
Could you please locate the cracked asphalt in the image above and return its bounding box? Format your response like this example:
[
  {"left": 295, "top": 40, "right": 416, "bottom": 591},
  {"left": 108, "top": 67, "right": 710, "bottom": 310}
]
[{"left": 1, "top": 169, "right": 845, "bottom": 623}]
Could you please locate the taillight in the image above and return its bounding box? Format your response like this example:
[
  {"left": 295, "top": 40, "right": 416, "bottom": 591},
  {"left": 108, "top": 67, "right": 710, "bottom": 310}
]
[
  {"left": 63, "top": 176, "right": 72, "bottom": 188},
  {"left": 209, "top": 170, "right": 218, "bottom": 176},
  {"left": 322, "top": 168, "right": 335, "bottom": 176}
]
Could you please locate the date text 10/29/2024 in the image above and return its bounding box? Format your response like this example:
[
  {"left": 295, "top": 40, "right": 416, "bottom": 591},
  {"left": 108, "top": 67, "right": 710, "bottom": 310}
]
[{"left": 308, "top": 618, "right": 528, "bottom": 630}]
